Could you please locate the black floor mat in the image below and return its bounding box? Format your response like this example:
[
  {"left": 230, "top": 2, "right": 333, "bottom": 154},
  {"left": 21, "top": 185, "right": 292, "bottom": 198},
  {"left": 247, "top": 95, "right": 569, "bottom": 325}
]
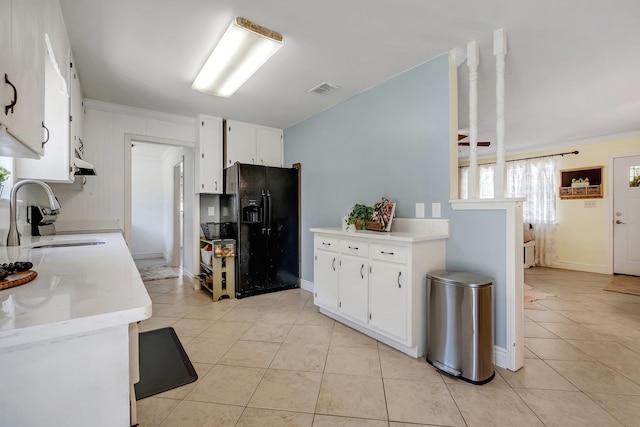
[{"left": 135, "top": 327, "right": 198, "bottom": 400}]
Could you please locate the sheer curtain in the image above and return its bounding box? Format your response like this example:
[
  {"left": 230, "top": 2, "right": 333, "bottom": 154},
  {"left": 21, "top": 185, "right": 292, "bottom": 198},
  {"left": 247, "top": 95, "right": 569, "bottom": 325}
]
[
  {"left": 506, "top": 158, "right": 558, "bottom": 266},
  {"left": 460, "top": 157, "right": 558, "bottom": 266}
]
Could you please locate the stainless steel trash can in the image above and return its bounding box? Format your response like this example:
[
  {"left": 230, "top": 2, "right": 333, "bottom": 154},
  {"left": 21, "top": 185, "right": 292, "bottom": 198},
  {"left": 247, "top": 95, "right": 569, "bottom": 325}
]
[{"left": 426, "top": 270, "right": 494, "bottom": 384}]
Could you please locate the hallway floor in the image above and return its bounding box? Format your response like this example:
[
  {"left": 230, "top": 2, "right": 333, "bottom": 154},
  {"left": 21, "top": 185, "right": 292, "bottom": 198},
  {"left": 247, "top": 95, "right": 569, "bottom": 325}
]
[{"left": 136, "top": 267, "right": 640, "bottom": 426}]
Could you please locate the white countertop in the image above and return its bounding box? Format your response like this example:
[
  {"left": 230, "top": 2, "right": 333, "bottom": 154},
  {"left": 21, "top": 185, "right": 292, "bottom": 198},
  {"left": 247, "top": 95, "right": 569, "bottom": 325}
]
[
  {"left": 0, "top": 232, "right": 152, "bottom": 350},
  {"left": 311, "top": 218, "right": 450, "bottom": 242}
]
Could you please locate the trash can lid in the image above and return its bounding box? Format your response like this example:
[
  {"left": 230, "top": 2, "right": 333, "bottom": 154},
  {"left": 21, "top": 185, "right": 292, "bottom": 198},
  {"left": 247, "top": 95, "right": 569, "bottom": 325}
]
[{"left": 426, "top": 269, "right": 493, "bottom": 288}]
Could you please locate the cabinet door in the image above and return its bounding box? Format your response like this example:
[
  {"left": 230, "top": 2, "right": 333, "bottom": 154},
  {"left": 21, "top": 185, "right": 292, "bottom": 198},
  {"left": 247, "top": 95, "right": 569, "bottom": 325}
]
[
  {"left": 0, "top": 0, "right": 11, "bottom": 131},
  {"left": 314, "top": 250, "right": 339, "bottom": 310},
  {"left": 69, "top": 54, "right": 83, "bottom": 160},
  {"left": 9, "top": 0, "right": 45, "bottom": 155},
  {"left": 225, "top": 120, "right": 256, "bottom": 167},
  {"left": 198, "top": 116, "right": 223, "bottom": 193},
  {"left": 256, "top": 127, "right": 282, "bottom": 167},
  {"left": 369, "top": 263, "right": 407, "bottom": 340},
  {"left": 339, "top": 255, "right": 369, "bottom": 323}
]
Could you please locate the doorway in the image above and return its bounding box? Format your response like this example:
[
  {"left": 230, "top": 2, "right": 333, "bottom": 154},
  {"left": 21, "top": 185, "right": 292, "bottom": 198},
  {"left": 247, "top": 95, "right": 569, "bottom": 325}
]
[
  {"left": 613, "top": 154, "right": 640, "bottom": 276},
  {"left": 124, "top": 133, "right": 197, "bottom": 276},
  {"left": 172, "top": 160, "right": 184, "bottom": 267},
  {"left": 130, "top": 142, "right": 185, "bottom": 269}
]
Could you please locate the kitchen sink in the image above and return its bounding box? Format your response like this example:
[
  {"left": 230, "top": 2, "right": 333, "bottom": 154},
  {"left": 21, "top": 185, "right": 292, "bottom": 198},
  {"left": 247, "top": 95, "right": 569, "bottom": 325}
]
[{"left": 24, "top": 239, "right": 106, "bottom": 249}]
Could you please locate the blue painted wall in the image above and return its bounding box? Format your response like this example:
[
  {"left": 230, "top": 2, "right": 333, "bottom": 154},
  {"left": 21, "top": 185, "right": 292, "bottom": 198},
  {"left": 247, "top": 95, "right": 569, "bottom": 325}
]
[{"left": 284, "top": 53, "right": 508, "bottom": 348}]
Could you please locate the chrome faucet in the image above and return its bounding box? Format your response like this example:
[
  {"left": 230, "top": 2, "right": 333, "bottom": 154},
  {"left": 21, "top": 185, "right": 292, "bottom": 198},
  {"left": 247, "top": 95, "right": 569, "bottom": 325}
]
[{"left": 7, "top": 179, "right": 61, "bottom": 246}]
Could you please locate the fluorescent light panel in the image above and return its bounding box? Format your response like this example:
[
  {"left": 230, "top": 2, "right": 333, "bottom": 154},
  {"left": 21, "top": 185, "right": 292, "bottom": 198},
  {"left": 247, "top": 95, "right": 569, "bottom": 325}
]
[{"left": 192, "top": 18, "right": 283, "bottom": 98}]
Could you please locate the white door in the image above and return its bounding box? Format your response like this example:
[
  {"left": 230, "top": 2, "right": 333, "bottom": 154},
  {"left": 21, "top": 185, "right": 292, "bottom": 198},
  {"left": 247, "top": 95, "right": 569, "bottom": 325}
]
[{"left": 613, "top": 155, "right": 640, "bottom": 276}]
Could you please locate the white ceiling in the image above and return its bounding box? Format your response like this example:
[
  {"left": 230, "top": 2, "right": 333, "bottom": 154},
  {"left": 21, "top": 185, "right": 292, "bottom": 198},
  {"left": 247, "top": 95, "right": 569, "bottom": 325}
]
[{"left": 59, "top": 0, "right": 640, "bottom": 156}]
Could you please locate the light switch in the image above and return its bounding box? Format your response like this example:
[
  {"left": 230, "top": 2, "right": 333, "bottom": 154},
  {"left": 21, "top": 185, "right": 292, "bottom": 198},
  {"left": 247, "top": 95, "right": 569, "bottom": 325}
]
[
  {"left": 432, "top": 202, "right": 441, "bottom": 218},
  {"left": 584, "top": 200, "right": 597, "bottom": 208},
  {"left": 415, "top": 203, "right": 425, "bottom": 218},
  {"left": 208, "top": 207, "right": 215, "bottom": 216}
]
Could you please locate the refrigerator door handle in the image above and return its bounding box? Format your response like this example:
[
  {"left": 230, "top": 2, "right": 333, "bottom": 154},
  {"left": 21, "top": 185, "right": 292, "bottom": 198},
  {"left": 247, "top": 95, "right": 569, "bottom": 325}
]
[
  {"left": 261, "top": 190, "right": 268, "bottom": 234},
  {"left": 267, "top": 190, "right": 272, "bottom": 235}
]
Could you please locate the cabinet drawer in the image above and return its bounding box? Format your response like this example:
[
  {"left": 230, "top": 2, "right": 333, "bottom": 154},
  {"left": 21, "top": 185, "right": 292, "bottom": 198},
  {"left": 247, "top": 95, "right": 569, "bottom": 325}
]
[
  {"left": 340, "top": 239, "right": 369, "bottom": 257},
  {"left": 371, "top": 244, "right": 407, "bottom": 264},
  {"left": 315, "top": 236, "right": 339, "bottom": 252}
]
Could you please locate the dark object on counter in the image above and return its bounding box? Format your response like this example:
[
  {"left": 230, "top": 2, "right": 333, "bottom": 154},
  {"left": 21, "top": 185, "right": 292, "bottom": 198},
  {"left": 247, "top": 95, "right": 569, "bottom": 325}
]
[
  {"left": 28, "top": 205, "right": 59, "bottom": 236},
  {"left": 134, "top": 327, "right": 197, "bottom": 400},
  {"left": 1, "top": 261, "right": 33, "bottom": 273},
  {"left": 223, "top": 163, "right": 299, "bottom": 298}
]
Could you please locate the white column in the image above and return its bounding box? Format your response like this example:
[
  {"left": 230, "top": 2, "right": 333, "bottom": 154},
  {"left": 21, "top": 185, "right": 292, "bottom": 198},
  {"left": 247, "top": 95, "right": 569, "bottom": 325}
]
[
  {"left": 494, "top": 28, "right": 507, "bottom": 198},
  {"left": 467, "top": 41, "right": 479, "bottom": 199}
]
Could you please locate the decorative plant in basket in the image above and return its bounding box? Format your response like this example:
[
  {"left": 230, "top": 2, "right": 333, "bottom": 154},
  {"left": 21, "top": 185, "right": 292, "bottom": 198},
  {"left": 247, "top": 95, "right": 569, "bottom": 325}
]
[
  {"left": 345, "top": 203, "right": 373, "bottom": 230},
  {"left": 366, "top": 197, "right": 396, "bottom": 232}
]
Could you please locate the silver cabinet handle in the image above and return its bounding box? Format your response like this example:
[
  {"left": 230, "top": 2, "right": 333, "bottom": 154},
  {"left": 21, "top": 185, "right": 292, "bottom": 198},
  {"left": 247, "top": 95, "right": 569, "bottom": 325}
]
[
  {"left": 381, "top": 251, "right": 394, "bottom": 255},
  {"left": 397, "top": 271, "right": 402, "bottom": 288},
  {"left": 322, "top": 242, "right": 331, "bottom": 246},
  {"left": 360, "top": 264, "right": 364, "bottom": 279},
  {"left": 332, "top": 258, "right": 336, "bottom": 271},
  {"left": 348, "top": 245, "right": 359, "bottom": 250}
]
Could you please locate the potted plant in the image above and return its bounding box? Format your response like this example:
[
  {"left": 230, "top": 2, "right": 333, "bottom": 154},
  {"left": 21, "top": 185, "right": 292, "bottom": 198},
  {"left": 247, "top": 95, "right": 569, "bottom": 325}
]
[
  {"left": 345, "top": 203, "right": 373, "bottom": 230},
  {"left": 0, "top": 166, "right": 10, "bottom": 196}
]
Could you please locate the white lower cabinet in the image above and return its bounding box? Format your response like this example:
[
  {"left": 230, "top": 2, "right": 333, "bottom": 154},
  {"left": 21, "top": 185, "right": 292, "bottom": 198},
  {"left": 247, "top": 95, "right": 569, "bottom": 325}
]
[
  {"left": 339, "top": 255, "right": 369, "bottom": 323},
  {"left": 370, "top": 262, "right": 407, "bottom": 340},
  {"left": 314, "top": 249, "right": 339, "bottom": 310},
  {"left": 312, "top": 228, "right": 447, "bottom": 357}
]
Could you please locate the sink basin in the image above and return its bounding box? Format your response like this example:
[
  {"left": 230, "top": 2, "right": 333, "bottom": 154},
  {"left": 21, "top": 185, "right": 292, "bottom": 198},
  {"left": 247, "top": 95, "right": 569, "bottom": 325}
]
[{"left": 24, "top": 239, "right": 106, "bottom": 249}]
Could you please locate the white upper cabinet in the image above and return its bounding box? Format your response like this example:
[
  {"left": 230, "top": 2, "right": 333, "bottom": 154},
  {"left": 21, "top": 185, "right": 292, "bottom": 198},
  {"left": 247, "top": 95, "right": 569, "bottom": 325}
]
[
  {"left": 225, "top": 120, "right": 255, "bottom": 167},
  {"left": 197, "top": 115, "right": 223, "bottom": 194},
  {"left": 15, "top": 39, "right": 71, "bottom": 182},
  {"left": 256, "top": 127, "right": 283, "bottom": 167},
  {"left": 1, "top": 0, "right": 12, "bottom": 132},
  {"left": 69, "top": 53, "right": 83, "bottom": 160},
  {"left": 225, "top": 120, "right": 283, "bottom": 168},
  {"left": 1, "top": 0, "right": 47, "bottom": 158},
  {"left": 15, "top": 0, "right": 77, "bottom": 182}
]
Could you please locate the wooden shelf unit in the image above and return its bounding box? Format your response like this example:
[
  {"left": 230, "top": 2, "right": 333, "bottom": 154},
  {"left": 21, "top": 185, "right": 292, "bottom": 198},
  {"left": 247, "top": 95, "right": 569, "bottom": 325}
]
[
  {"left": 559, "top": 166, "right": 603, "bottom": 199},
  {"left": 199, "top": 238, "right": 236, "bottom": 300}
]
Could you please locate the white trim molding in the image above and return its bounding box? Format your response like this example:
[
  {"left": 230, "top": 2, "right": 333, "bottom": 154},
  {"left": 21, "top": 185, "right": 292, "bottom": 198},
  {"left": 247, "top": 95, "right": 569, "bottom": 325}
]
[
  {"left": 450, "top": 197, "right": 525, "bottom": 371},
  {"left": 300, "top": 279, "right": 314, "bottom": 293},
  {"left": 84, "top": 99, "right": 197, "bottom": 127}
]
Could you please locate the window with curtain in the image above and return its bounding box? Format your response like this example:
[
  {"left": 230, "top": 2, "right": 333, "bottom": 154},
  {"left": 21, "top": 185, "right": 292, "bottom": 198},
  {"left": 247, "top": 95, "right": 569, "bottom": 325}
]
[{"left": 459, "top": 157, "right": 558, "bottom": 265}]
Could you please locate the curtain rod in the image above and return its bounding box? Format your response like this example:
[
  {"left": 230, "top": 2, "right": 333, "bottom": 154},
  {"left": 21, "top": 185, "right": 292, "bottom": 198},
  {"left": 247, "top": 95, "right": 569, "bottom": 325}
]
[{"left": 461, "top": 150, "right": 579, "bottom": 167}]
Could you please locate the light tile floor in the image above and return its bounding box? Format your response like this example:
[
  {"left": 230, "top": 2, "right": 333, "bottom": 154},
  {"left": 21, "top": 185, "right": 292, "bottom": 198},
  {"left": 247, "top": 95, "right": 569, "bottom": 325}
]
[{"left": 136, "top": 267, "right": 640, "bottom": 426}]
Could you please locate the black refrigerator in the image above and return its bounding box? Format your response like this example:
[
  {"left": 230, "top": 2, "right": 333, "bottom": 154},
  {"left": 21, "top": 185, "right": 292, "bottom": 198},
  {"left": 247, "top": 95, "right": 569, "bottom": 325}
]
[{"left": 223, "top": 163, "right": 299, "bottom": 298}]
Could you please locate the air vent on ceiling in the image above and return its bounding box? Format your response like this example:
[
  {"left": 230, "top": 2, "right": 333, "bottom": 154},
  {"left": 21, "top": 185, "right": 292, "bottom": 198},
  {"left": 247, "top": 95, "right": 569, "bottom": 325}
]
[{"left": 308, "top": 82, "right": 339, "bottom": 95}]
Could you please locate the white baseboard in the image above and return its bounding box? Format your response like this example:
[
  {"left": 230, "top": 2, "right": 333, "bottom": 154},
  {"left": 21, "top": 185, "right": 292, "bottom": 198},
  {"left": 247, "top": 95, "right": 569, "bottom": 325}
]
[
  {"left": 300, "top": 279, "right": 313, "bottom": 293},
  {"left": 493, "top": 346, "right": 508, "bottom": 370},
  {"left": 551, "top": 261, "right": 609, "bottom": 275},
  {"left": 132, "top": 252, "right": 165, "bottom": 260}
]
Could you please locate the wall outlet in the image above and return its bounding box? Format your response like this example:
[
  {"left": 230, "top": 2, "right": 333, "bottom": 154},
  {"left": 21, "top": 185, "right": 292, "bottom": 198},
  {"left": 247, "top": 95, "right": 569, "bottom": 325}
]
[
  {"left": 432, "top": 202, "right": 441, "bottom": 218},
  {"left": 415, "top": 203, "right": 425, "bottom": 218},
  {"left": 208, "top": 206, "right": 215, "bottom": 216},
  {"left": 584, "top": 200, "right": 597, "bottom": 208}
]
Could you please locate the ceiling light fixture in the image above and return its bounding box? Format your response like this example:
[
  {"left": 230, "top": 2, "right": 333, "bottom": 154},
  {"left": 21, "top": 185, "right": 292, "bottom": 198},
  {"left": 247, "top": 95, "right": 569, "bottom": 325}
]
[{"left": 192, "top": 17, "right": 283, "bottom": 98}]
